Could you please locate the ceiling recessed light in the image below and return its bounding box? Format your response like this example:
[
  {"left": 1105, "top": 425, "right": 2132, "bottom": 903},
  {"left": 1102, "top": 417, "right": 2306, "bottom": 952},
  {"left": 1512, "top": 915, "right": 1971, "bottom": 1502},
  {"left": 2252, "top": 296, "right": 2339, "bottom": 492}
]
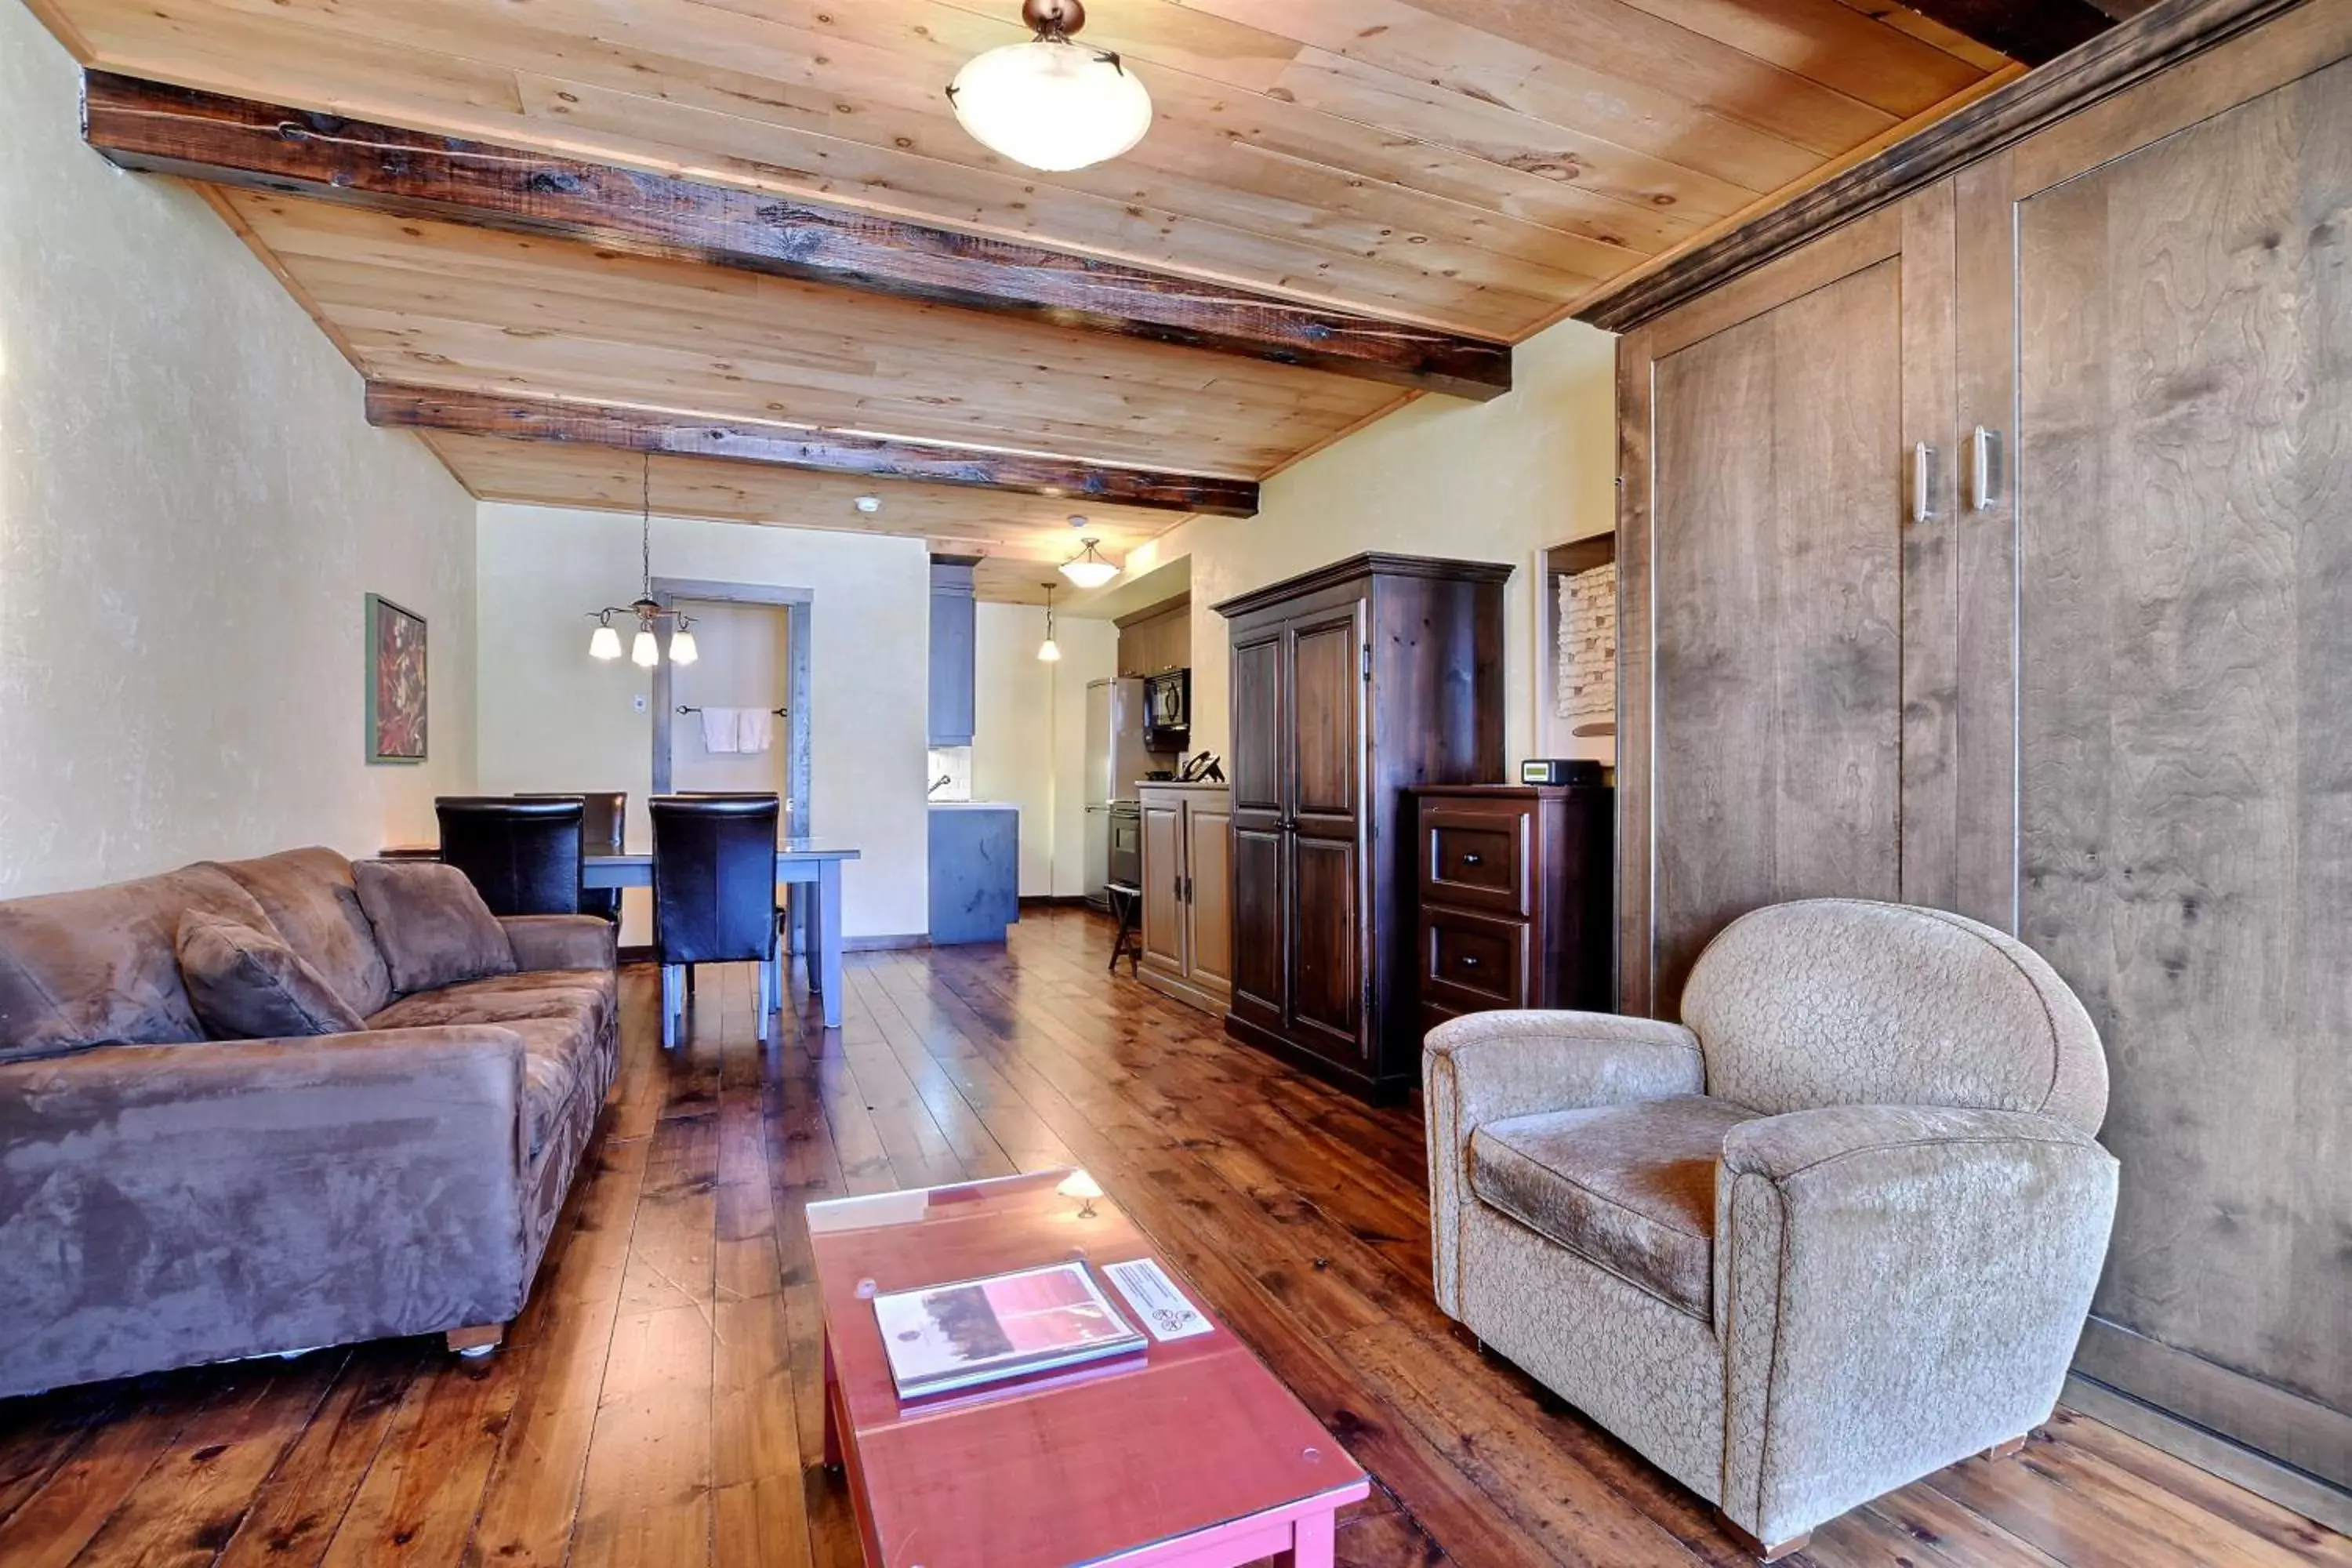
[
  {"left": 1067, "top": 514, "right": 1087, "bottom": 528},
  {"left": 854, "top": 495, "right": 882, "bottom": 514}
]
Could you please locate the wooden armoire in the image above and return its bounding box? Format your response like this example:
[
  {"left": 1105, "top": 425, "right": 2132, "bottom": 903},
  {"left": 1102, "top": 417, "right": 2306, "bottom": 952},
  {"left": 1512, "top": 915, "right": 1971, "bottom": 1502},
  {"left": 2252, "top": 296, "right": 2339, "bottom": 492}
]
[
  {"left": 1214, "top": 554, "right": 1509, "bottom": 1102},
  {"left": 1592, "top": 0, "right": 2350, "bottom": 1524}
]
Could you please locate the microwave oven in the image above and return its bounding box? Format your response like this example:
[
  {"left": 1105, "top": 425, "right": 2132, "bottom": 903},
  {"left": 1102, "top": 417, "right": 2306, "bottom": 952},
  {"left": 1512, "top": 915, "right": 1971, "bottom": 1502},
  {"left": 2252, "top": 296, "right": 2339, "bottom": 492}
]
[{"left": 1142, "top": 669, "right": 1190, "bottom": 750}]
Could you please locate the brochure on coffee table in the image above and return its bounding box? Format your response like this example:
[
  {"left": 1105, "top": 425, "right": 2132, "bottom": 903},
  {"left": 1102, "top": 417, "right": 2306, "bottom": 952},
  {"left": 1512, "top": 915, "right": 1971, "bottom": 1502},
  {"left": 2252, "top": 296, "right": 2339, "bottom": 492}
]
[{"left": 873, "top": 1260, "right": 1146, "bottom": 1399}]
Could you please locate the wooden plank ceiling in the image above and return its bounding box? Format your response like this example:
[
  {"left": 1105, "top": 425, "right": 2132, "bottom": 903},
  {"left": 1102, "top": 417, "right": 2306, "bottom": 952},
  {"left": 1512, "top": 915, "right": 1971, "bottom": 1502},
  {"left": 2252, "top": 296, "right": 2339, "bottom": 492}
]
[{"left": 31, "top": 0, "right": 2048, "bottom": 598}]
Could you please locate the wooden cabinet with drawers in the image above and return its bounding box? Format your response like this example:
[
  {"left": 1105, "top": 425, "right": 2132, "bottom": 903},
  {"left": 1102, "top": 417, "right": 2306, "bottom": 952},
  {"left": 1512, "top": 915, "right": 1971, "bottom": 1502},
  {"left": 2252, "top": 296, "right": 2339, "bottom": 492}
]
[
  {"left": 1412, "top": 785, "right": 1612, "bottom": 1031},
  {"left": 1137, "top": 782, "right": 1232, "bottom": 1016}
]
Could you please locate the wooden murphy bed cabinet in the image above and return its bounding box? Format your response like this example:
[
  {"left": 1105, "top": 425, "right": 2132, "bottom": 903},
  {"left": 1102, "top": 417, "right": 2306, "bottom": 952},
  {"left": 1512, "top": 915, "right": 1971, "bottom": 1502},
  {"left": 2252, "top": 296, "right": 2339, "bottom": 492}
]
[
  {"left": 1594, "top": 0, "right": 2352, "bottom": 1517},
  {"left": 1137, "top": 782, "right": 1232, "bottom": 1015},
  {"left": 1411, "top": 786, "right": 1613, "bottom": 1033},
  {"left": 1214, "top": 554, "right": 1509, "bottom": 1102}
]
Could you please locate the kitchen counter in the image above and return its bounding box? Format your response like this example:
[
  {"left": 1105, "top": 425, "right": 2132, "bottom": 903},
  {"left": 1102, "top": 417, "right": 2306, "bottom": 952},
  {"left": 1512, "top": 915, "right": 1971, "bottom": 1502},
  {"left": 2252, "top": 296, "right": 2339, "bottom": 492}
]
[{"left": 928, "top": 803, "right": 1018, "bottom": 945}]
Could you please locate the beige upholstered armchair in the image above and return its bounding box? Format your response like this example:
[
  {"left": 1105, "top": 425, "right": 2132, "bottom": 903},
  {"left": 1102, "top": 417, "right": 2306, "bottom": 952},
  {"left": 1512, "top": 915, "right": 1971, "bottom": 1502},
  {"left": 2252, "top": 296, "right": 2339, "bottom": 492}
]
[{"left": 1424, "top": 899, "right": 2117, "bottom": 1559}]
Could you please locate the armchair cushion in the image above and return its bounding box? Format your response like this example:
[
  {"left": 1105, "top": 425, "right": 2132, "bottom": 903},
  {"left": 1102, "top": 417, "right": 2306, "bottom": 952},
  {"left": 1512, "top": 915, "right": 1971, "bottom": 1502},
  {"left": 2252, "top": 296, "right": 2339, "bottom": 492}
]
[
  {"left": 175, "top": 912, "right": 366, "bottom": 1040},
  {"left": 1472, "top": 1095, "right": 1761, "bottom": 1318},
  {"left": 353, "top": 859, "right": 517, "bottom": 995}
]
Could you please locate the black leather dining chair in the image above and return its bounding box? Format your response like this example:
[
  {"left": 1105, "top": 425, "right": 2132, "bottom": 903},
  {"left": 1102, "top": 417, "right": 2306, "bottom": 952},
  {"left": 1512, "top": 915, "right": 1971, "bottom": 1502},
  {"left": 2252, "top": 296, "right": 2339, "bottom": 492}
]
[
  {"left": 649, "top": 793, "right": 781, "bottom": 1047},
  {"left": 522, "top": 791, "right": 626, "bottom": 924},
  {"left": 434, "top": 797, "right": 585, "bottom": 917}
]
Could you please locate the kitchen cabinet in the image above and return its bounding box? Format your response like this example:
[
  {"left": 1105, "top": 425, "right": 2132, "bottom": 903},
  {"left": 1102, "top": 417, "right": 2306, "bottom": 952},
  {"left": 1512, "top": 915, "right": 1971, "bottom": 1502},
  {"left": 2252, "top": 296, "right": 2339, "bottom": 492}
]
[
  {"left": 927, "top": 556, "right": 977, "bottom": 748},
  {"left": 1215, "top": 554, "right": 1508, "bottom": 1101},
  {"left": 1605, "top": 0, "right": 2352, "bottom": 1504},
  {"left": 1116, "top": 596, "right": 1189, "bottom": 679},
  {"left": 1137, "top": 782, "right": 1230, "bottom": 1015}
]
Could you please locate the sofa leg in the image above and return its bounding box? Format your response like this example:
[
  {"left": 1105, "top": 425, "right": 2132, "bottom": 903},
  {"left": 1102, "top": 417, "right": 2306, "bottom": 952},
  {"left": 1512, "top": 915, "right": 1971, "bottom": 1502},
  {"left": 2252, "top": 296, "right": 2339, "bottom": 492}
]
[
  {"left": 1983, "top": 1435, "right": 2029, "bottom": 1461},
  {"left": 446, "top": 1323, "right": 505, "bottom": 1359},
  {"left": 1721, "top": 1515, "right": 1811, "bottom": 1563}
]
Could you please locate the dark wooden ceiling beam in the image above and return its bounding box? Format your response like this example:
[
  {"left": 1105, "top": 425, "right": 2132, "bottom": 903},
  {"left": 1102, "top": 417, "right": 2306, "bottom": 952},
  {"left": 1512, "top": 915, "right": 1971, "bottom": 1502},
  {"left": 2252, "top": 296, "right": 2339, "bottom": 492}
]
[
  {"left": 1896, "top": 1, "right": 2118, "bottom": 66},
  {"left": 82, "top": 71, "right": 1512, "bottom": 402},
  {"left": 367, "top": 384, "right": 1261, "bottom": 517}
]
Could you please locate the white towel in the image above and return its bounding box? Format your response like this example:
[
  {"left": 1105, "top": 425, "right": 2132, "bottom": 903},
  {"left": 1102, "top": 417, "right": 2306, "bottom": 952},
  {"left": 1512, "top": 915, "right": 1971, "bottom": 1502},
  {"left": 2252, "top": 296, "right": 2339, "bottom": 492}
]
[
  {"left": 735, "top": 707, "right": 774, "bottom": 755},
  {"left": 699, "top": 707, "right": 739, "bottom": 754}
]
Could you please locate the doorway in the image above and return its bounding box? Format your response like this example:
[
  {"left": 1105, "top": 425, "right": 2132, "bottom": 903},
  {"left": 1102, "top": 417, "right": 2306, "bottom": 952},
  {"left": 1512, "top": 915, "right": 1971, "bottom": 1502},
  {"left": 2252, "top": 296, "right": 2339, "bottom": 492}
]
[{"left": 648, "top": 577, "right": 812, "bottom": 840}]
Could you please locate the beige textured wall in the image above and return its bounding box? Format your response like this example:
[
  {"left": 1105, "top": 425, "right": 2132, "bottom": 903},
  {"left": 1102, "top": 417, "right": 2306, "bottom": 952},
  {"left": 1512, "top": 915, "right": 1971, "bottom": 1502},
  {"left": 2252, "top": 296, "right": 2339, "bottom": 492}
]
[
  {"left": 972, "top": 604, "right": 1115, "bottom": 898},
  {"left": 474, "top": 504, "right": 930, "bottom": 941},
  {"left": 0, "top": 6, "right": 479, "bottom": 896},
  {"left": 1112, "top": 316, "right": 1617, "bottom": 767}
]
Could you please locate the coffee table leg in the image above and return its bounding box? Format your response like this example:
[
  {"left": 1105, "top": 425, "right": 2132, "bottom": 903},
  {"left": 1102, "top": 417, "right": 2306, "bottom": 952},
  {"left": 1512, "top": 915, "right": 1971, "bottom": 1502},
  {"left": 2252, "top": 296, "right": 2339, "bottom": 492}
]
[
  {"left": 1276, "top": 1509, "right": 1335, "bottom": 1568},
  {"left": 822, "top": 1329, "right": 844, "bottom": 1468}
]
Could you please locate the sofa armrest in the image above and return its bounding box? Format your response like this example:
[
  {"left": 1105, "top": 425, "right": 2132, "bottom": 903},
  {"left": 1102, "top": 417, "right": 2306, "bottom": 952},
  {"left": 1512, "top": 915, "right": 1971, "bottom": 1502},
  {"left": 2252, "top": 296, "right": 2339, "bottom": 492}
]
[
  {"left": 1422, "top": 1011, "right": 1703, "bottom": 1316},
  {"left": 500, "top": 914, "right": 616, "bottom": 973},
  {"left": 0, "top": 1027, "right": 532, "bottom": 1399},
  {"left": 1715, "top": 1105, "right": 2118, "bottom": 1545}
]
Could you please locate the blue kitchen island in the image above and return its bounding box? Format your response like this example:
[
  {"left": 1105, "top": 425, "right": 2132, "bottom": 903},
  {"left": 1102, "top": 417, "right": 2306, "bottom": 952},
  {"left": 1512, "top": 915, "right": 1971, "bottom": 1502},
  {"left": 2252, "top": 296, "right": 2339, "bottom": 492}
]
[{"left": 927, "top": 803, "right": 1020, "bottom": 945}]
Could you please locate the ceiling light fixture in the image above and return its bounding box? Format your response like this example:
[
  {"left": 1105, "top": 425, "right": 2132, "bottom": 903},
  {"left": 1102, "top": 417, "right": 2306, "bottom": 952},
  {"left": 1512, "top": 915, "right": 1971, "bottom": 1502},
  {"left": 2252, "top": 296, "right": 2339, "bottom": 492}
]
[
  {"left": 948, "top": 0, "right": 1153, "bottom": 172},
  {"left": 1036, "top": 581, "right": 1063, "bottom": 662},
  {"left": 587, "top": 454, "right": 696, "bottom": 666},
  {"left": 854, "top": 494, "right": 882, "bottom": 514},
  {"left": 1058, "top": 536, "right": 1120, "bottom": 590}
]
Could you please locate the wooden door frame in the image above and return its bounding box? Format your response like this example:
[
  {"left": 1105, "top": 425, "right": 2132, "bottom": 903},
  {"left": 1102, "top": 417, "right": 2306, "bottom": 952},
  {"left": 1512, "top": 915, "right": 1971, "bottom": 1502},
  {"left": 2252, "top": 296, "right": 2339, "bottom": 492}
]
[{"left": 648, "top": 577, "right": 814, "bottom": 840}]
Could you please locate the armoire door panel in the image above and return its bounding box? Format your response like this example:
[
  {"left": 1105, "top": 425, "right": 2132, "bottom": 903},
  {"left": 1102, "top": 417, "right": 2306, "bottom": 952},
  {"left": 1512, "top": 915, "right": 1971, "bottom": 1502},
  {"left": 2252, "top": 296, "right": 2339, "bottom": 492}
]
[
  {"left": 1289, "top": 612, "right": 1363, "bottom": 825},
  {"left": 1288, "top": 833, "right": 1363, "bottom": 1062},
  {"left": 1997, "top": 49, "right": 2352, "bottom": 1461},
  {"left": 1230, "top": 634, "right": 1283, "bottom": 817},
  {"left": 1229, "top": 824, "right": 1286, "bottom": 1025},
  {"left": 1647, "top": 253, "right": 1909, "bottom": 1011}
]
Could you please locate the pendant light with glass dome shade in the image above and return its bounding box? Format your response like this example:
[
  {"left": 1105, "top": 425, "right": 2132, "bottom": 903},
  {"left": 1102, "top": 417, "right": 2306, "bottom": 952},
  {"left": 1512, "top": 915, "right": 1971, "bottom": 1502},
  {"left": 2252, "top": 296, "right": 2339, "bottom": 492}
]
[
  {"left": 1058, "top": 536, "right": 1120, "bottom": 590},
  {"left": 948, "top": 0, "right": 1153, "bottom": 172},
  {"left": 586, "top": 455, "right": 699, "bottom": 666},
  {"left": 1036, "top": 582, "right": 1063, "bottom": 662}
]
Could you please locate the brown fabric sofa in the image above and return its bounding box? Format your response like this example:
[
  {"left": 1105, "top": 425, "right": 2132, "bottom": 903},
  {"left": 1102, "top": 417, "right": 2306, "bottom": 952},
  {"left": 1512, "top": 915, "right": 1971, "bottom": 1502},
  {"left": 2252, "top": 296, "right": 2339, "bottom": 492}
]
[{"left": 0, "top": 848, "right": 618, "bottom": 1398}]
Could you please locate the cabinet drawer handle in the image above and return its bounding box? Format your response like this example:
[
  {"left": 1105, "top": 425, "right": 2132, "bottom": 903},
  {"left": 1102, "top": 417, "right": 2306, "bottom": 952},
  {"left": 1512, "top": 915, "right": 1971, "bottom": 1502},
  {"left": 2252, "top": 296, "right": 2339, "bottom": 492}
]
[
  {"left": 1460, "top": 954, "right": 1481, "bottom": 969},
  {"left": 1460, "top": 852, "right": 1483, "bottom": 866}
]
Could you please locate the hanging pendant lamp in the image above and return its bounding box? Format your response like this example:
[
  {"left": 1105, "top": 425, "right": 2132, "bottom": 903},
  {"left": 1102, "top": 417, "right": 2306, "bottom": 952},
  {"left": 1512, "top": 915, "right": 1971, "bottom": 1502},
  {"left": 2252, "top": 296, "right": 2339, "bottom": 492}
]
[
  {"left": 1037, "top": 582, "right": 1063, "bottom": 662},
  {"left": 948, "top": 0, "right": 1153, "bottom": 172},
  {"left": 586, "top": 455, "right": 696, "bottom": 666}
]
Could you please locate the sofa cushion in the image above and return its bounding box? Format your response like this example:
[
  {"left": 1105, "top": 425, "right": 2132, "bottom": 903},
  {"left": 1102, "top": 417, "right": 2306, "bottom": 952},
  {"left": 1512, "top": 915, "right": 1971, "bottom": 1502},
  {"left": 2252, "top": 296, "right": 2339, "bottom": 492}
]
[
  {"left": 175, "top": 913, "right": 366, "bottom": 1040},
  {"left": 1471, "top": 1095, "right": 1762, "bottom": 1319},
  {"left": 353, "top": 861, "right": 517, "bottom": 996},
  {"left": 209, "top": 848, "right": 394, "bottom": 1019},
  {"left": 368, "top": 971, "right": 615, "bottom": 1158},
  {"left": 0, "top": 866, "right": 274, "bottom": 1062}
]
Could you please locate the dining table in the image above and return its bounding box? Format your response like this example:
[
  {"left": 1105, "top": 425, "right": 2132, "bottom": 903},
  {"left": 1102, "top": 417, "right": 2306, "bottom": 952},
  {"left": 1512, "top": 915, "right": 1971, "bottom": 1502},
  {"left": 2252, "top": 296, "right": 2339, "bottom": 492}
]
[
  {"left": 383, "top": 840, "right": 860, "bottom": 1029},
  {"left": 586, "top": 841, "right": 858, "bottom": 1029}
]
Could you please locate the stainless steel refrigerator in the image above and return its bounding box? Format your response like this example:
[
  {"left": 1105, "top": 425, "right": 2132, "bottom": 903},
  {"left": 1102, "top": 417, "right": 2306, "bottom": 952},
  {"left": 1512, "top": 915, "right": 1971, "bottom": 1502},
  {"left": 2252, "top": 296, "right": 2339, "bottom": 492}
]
[{"left": 1083, "top": 677, "right": 1154, "bottom": 907}]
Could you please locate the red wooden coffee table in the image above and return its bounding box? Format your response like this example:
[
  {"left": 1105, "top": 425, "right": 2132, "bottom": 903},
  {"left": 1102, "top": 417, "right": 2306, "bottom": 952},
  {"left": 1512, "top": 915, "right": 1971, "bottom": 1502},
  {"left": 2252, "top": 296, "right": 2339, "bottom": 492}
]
[{"left": 808, "top": 1169, "right": 1369, "bottom": 1568}]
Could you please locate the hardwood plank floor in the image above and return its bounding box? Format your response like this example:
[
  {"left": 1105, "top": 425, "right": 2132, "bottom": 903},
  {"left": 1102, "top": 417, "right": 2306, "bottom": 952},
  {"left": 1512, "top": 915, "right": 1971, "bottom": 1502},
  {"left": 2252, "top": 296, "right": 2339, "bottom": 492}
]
[{"left": 0, "top": 909, "right": 2343, "bottom": 1568}]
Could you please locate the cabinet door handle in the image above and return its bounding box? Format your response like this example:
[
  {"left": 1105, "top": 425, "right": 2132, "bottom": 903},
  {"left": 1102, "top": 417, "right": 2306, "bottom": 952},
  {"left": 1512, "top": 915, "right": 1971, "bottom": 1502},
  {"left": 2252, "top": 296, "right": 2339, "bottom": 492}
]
[
  {"left": 1913, "top": 441, "right": 1938, "bottom": 524},
  {"left": 1460, "top": 954, "right": 1481, "bottom": 969},
  {"left": 1970, "top": 426, "right": 2003, "bottom": 513},
  {"left": 1460, "top": 852, "right": 1483, "bottom": 867}
]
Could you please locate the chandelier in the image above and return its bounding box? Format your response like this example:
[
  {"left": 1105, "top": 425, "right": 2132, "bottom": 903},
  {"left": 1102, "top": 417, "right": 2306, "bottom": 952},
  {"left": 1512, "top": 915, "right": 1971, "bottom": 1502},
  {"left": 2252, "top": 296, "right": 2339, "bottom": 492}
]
[
  {"left": 948, "top": 0, "right": 1153, "bottom": 172},
  {"left": 587, "top": 455, "right": 698, "bottom": 668}
]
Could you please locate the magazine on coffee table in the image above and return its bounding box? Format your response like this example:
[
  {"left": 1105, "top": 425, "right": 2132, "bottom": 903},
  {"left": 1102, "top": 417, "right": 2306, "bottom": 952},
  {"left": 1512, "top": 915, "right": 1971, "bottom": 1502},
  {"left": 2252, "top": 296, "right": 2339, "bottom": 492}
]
[{"left": 873, "top": 1260, "right": 1148, "bottom": 1399}]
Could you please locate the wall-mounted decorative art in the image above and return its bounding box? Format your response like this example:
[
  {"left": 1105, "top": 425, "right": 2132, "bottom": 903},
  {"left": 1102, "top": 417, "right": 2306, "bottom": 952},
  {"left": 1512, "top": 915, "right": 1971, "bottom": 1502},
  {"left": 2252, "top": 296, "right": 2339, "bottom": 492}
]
[{"left": 365, "top": 593, "right": 427, "bottom": 764}]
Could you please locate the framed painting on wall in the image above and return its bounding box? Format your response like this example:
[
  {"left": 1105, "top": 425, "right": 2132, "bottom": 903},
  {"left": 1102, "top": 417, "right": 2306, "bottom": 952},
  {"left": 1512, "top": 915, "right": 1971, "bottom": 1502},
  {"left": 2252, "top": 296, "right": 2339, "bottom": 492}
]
[{"left": 365, "top": 593, "right": 428, "bottom": 764}]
